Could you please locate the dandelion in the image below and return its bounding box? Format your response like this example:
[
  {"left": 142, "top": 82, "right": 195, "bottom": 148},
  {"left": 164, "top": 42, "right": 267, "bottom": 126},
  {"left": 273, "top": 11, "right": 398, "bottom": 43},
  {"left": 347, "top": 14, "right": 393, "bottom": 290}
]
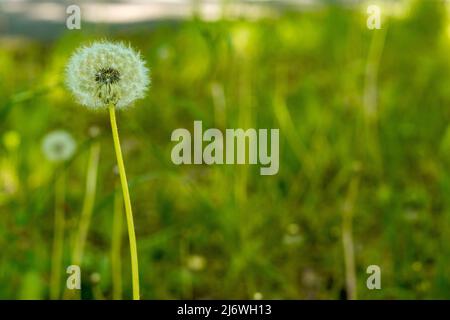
[
  {"left": 66, "top": 41, "right": 150, "bottom": 110},
  {"left": 42, "top": 130, "right": 76, "bottom": 162},
  {"left": 66, "top": 41, "right": 150, "bottom": 300},
  {"left": 42, "top": 130, "right": 76, "bottom": 300}
]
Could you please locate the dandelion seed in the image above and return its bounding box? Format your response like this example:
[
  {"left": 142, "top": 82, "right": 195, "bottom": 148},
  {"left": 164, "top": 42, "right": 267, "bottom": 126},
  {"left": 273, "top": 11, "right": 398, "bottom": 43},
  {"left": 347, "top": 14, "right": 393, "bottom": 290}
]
[
  {"left": 66, "top": 41, "right": 150, "bottom": 109},
  {"left": 42, "top": 130, "right": 76, "bottom": 162}
]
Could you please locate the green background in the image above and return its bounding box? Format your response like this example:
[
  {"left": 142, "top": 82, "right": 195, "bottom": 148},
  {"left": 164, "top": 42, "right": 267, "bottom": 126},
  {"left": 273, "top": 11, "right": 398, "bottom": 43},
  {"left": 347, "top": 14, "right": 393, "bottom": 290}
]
[{"left": 1, "top": 0, "right": 450, "bottom": 299}]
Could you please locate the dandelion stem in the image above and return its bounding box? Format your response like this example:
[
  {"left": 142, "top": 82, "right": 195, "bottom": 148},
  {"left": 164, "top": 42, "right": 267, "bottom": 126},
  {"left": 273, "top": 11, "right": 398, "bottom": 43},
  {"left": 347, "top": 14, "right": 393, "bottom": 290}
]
[
  {"left": 108, "top": 104, "right": 140, "bottom": 300},
  {"left": 50, "top": 170, "right": 65, "bottom": 300},
  {"left": 112, "top": 185, "right": 124, "bottom": 300}
]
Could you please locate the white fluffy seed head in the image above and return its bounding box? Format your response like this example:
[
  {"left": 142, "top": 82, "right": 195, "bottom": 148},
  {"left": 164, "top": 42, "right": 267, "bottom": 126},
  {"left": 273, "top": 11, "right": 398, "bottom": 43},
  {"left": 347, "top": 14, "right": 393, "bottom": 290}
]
[
  {"left": 42, "top": 130, "right": 77, "bottom": 162},
  {"left": 66, "top": 41, "right": 150, "bottom": 110}
]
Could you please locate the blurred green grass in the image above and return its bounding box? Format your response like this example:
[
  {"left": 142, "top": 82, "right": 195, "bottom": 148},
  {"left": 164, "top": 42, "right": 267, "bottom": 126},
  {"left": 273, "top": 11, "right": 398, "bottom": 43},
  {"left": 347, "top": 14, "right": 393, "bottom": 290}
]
[{"left": 1, "top": 0, "right": 450, "bottom": 299}]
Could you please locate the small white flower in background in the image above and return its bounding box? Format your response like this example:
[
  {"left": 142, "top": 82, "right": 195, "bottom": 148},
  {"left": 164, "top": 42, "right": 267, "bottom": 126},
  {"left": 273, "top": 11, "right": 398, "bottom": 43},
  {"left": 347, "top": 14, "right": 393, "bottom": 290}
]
[
  {"left": 42, "top": 130, "right": 77, "bottom": 162},
  {"left": 66, "top": 41, "right": 150, "bottom": 109}
]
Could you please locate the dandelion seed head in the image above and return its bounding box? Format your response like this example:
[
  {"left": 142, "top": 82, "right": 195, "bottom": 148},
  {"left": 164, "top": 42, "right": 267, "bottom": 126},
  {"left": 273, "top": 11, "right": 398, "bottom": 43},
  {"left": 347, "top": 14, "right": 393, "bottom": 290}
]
[
  {"left": 42, "top": 130, "right": 76, "bottom": 162},
  {"left": 66, "top": 41, "right": 150, "bottom": 109}
]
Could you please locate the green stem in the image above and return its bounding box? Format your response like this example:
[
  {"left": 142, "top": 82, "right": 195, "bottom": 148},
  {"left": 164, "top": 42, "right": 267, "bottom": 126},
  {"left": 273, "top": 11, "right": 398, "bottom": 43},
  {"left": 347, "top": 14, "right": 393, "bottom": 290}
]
[
  {"left": 108, "top": 104, "right": 140, "bottom": 300},
  {"left": 50, "top": 170, "right": 65, "bottom": 300},
  {"left": 112, "top": 185, "right": 124, "bottom": 300},
  {"left": 72, "top": 142, "right": 101, "bottom": 266},
  {"left": 342, "top": 174, "right": 359, "bottom": 300}
]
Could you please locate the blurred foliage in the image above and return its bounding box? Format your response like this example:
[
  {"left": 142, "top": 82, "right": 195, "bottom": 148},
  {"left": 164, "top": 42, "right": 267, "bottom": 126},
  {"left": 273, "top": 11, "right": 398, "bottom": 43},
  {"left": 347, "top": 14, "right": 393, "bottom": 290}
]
[{"left": 1, "top": 0, "right": 450, "bottom": 299}]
